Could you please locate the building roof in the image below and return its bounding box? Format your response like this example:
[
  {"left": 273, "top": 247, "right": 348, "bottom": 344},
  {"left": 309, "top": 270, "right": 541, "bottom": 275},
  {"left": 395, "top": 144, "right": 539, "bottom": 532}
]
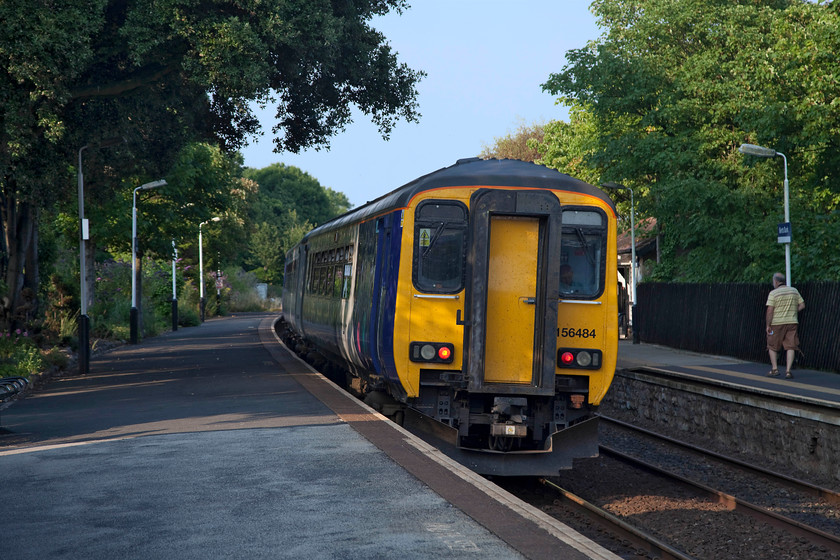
[{"left": 616, "top": 217, "right": 658, "bottom": 257}]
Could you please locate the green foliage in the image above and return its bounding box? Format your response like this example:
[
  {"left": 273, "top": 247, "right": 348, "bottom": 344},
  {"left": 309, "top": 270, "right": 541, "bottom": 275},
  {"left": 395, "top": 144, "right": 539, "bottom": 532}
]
[
  {"left": 241, "top": 163, "right": 348, "bottom": 283},
  {"left": 93, "top": 143, "right": 245, "bottom": 264},
  {"left": 480, "top": 122, "right": 546, "bottom": 162},
  {"left": 87, "top": 258, "right": 129, "bottom": 339},
  {"left": 243, "top": 164, "right": 349, "bottom": 227},
  {"left": 1, "top": 0, "right": 423, "bottom": 333},
  {"left": 176, "top": 279, "right": 201, "bottom": 327},
  {"left": 41, "top": 250, "right": 82, "bottom": 346},
  {"left": 534, "top": 102, "right": 601, "bottom": 186},
  {"left": 0, "top": 330, "right": 43, "bottom": 379},
  {"left": 226, "top": 268, "right": 272, "bottom": 312},
  {"left": 542, "top": 0, "right": 840, "bottom": 282},
  {"left": 248, "top": 223, "right": 285, "bottom": 284}
]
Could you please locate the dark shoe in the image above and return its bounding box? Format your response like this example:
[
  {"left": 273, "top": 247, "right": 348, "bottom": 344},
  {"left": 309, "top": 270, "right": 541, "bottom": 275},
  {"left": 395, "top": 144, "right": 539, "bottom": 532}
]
[
  {"left": 767, "top": 369, "right": 779, "bottom": 377},
  {"left": 785, "top": 371, "right": 793, "bottom": 379}
]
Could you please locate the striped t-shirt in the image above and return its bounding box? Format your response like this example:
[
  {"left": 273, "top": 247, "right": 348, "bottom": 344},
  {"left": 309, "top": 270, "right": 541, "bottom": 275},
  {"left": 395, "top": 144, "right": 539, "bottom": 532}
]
[{"left": 766, "top": 286, "right": 804, "bottom": 325}]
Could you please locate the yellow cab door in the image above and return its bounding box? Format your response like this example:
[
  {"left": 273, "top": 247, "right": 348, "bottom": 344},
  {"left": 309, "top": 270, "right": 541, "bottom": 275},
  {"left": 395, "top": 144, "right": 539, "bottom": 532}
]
[
  {"left": 484, "top": 216, "right": 538, "bottom": 383},
  {"left": 464, "top": 189, "right": 562, "bottom": 396}
]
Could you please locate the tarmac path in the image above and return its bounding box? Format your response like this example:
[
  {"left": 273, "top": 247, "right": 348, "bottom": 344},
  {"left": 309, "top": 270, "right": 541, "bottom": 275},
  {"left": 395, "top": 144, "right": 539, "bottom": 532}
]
[
  {"left": 0, "top": 312, "right": 337, "bottom": 448},
  {"left": 0, "top": 312, "right": 528, "bottom": 560}
]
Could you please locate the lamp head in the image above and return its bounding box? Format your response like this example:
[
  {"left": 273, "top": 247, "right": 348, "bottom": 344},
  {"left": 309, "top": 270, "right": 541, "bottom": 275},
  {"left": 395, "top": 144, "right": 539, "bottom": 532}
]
[
  {"left": 739, "top": 143, "right": 777, "bottom": 158},
  {"left": 139, "top": 179, "right": 167, "bottom": 190}
]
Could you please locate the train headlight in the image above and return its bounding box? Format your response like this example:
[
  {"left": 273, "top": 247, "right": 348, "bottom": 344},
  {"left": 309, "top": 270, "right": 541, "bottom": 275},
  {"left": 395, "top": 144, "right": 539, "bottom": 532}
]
[
  {"left": 576, "top": 351, "right": 592, "bottom": 367},
  {"left": 410, "top": 341, "right": 455, "bottom": 364},
  {"left": 557, "top": 348, "right": 602, "bottom": 370}
]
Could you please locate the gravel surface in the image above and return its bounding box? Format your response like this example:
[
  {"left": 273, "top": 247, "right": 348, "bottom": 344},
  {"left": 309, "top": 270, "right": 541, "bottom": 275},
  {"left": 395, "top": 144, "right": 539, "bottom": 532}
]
[
  {"left": 601, "top": 422, "right": 840, "bottom": 537},
  {"left": 499, "top": 420, "right": 840, "bottom": 560}
]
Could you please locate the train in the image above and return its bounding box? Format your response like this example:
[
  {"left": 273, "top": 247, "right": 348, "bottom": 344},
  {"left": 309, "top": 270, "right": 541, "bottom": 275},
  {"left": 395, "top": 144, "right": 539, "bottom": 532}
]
[{"left": 279, "top": 157, "right": 618, "bottom": 476}]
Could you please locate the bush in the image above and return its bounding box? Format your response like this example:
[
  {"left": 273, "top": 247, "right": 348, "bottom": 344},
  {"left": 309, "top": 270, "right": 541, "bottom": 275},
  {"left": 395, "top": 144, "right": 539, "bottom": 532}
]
[
  {"left": 177, "top": 279, "right": 201, "bottom": 326},
  {"left": 225, "top": 268, "right": 275, "bottom": 312},
  {"left": 91, "top": 297, "right": 130, "bottom": 340},
  {"left": 42, "top": 347, "right": 70, "bottom": 370},
  {"left": 0, "top": 330, "right": 44, "bottom": 379},
  {"left": 178, "top": 304, "right": 200, "bottom": 327}
]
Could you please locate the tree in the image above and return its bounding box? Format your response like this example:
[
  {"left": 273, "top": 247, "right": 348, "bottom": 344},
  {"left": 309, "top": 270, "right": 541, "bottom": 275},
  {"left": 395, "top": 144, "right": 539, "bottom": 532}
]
[
  {"left": 533, "top": 102, "right": 601, "bottom": 187},
  {"left": 0, "top": 0, "right": 423, "bottom": 331},
  {"left": 247, "top": 211, "right": 311, "bottom": 284},
  {"left": 243, "top": 163, "right": 351, "bottom": 228},
  {"left": 241, "top": 163, "right": 348, "bottom": 282},
  {"left": 480, "top": 122, "right": 546, "bottom": 162},
  {"left": 543, "top": 0, "right": 840, "bottom": 282}
]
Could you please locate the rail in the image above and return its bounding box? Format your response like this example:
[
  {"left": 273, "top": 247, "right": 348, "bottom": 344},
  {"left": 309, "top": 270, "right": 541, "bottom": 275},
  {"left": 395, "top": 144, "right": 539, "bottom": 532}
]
[
  {"left": 539, "top": 478, "right": 697, "bottom": 560},
  {"left": 599, "top": 445, "right": 840, "bottom": 554}
]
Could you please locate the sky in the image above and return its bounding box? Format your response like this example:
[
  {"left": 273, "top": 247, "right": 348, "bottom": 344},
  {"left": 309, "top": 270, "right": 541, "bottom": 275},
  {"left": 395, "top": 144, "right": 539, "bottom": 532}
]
[{"left": 239, "top": 1, "right": 602, "bottom": 208}]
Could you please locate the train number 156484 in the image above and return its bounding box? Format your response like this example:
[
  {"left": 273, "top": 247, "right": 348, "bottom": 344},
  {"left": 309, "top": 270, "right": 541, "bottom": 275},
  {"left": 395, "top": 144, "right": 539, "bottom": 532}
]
[{"left": 559, "top": 327, "right": 596, "bottom": 338}]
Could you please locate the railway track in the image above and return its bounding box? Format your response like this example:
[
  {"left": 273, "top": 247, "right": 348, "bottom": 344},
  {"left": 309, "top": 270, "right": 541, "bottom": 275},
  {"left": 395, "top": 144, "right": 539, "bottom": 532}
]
[
  {"left": 537, "top": 477, "right": 696, "bottom": 560},
  {"left": 600, "top": 415, "right": 840, "bottom": 544},
  {"left": 601, "top": 415, "right": 840, "bottom": 507},
  {"left": 505, "top": 417, "right": 840, "bottom": 559}
]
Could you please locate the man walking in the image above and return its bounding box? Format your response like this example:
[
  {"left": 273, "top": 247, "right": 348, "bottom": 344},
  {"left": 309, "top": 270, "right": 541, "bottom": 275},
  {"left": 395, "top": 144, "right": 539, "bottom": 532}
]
[{"left": 766, "top": 272, "right": 805, "bottom": 379}]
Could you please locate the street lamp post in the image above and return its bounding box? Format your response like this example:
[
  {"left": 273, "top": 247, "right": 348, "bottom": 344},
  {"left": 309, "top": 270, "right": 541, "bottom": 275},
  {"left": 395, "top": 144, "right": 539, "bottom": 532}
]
[
  {"left": 76, "top": 137, "right": 123, "bottom": 374},
  {"left": 131, "top": 179, "right": 167, "bottom": 343},
  {"left": 216, "top": 256, "right": 221, "bottom": 316},
  {"left": 171, "top": 239, "right": 178, "bottom": 332},
  {"left": 77, "top": 146, "right": 90, "bottom": 374},
  {"left": 199, "top": 217, "right": 220, "bottom": 322},
  {"left": 602, "top": 182, "right": 638, "bottom": 344},
  {"left": 739, "top": 143, "right": 791, "bottom": 285}
]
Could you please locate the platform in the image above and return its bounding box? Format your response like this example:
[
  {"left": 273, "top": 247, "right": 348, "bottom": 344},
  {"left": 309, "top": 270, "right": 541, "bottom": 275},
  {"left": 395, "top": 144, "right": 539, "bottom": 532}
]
[
  {"left": 0, "top": 313, "right": 619, "bottom": 560},
  {"left": 616, "top": 339, "right": 840, "bottom": 407}
]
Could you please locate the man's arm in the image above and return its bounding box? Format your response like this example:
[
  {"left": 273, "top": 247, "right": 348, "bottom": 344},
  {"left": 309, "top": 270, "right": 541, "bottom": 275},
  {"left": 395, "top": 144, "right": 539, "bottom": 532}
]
[{"left": 766, "top": 305, "right": 775, "bottom": 333}]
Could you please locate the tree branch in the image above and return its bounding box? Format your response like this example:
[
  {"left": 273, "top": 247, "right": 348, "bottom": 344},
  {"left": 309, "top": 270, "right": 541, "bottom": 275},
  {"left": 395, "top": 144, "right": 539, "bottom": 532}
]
[{"left": 70, "top": 64, "right": 177, "bottom": 99}]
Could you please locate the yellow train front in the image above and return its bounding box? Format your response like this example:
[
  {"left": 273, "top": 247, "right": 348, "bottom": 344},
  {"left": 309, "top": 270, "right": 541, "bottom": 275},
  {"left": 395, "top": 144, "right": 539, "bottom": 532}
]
[{"left": 281, "top": 158, "right": 618, "bottom": 476}]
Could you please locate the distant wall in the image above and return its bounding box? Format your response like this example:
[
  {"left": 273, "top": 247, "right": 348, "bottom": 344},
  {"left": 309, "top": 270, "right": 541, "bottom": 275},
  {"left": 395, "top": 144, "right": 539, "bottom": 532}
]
[{"left": 635, "top": 282, "right": 840, "bottom": 373}]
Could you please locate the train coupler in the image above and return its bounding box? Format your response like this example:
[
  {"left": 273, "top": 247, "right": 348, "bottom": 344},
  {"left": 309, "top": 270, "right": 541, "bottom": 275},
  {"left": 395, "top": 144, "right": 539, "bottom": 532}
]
[
  {"left": 490, "top": 423, "right": 528, "bottom": 437},
  {"left": 490, "top": 396, "right": 529, "bottom": 437}
]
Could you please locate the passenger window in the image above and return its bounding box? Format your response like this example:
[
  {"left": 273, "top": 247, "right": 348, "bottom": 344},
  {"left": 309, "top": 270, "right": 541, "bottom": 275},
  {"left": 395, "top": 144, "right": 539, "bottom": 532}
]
[
  {"left": 413, "top": 201, "right": 468, "bottom": 293},
  {"left": 560, "top": 209, "right": 607, "bottom": 299}
]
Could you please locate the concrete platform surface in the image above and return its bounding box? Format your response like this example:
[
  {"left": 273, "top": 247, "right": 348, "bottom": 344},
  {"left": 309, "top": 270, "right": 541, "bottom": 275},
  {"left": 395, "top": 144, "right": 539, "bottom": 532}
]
[
  {"left": 616, "top": 339, "right": 840, "bottom": 407},
  {"left": 0, "top": 313, "right": 618, "bottom": 560}
]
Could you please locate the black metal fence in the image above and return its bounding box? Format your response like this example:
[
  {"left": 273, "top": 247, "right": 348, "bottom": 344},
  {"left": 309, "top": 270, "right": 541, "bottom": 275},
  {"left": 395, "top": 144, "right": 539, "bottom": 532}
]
[{"left": 636, "top": 282, "right": 840, "bottom": 373}]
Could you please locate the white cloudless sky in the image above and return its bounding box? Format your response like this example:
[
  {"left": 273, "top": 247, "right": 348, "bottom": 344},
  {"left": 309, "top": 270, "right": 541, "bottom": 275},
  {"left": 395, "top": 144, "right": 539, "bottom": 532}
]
[{"left": 239, "top": 1, "right": 601, "bottom": 208}]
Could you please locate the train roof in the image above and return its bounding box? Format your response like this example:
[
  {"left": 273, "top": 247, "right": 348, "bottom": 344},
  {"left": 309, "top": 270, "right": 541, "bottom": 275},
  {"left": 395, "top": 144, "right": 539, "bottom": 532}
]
[{"left": 303, "top": 158, "right": 615, "bottom": 240}]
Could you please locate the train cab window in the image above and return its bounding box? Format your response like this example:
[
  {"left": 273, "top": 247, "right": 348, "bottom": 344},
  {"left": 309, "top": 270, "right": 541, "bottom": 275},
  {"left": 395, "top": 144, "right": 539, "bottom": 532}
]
[
  {"left": 560, "top": 209, "right": 607, "bottom": 299},
  {"left": 413, "top": 201, "right": 468, "bottom": 293}
]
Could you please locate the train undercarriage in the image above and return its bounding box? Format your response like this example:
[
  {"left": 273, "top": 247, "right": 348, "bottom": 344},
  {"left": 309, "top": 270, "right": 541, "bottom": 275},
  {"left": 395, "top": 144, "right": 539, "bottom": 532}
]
[{"left": 276, "top": 319, "right": 600, "bottom": 476}]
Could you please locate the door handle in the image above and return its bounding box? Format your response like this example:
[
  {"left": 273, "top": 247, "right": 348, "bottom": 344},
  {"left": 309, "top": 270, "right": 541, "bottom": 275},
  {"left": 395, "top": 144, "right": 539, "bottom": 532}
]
[{"left": 456, "top": 309, "right": 471, "bottom": 326}]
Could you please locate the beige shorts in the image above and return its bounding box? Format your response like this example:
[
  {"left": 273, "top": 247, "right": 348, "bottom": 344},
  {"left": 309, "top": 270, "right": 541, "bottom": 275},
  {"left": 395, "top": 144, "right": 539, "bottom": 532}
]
[{"left": 767, "top": 324, "right": 800, "bottom": 352}]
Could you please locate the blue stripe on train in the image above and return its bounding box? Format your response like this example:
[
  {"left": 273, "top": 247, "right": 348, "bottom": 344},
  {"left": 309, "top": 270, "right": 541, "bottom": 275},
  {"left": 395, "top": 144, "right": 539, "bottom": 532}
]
[
  {"left": 379, "top": 210, "right": 403, "bottom": 384},
  {"left": 367, "top": 211, "right": 403, "bottom": 383}
]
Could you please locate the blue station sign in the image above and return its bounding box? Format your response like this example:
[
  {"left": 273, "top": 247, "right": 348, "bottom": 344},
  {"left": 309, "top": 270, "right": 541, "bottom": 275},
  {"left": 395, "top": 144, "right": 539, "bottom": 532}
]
[{"left": 777, "top": 222, "right": 792, "bottom": 244}]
